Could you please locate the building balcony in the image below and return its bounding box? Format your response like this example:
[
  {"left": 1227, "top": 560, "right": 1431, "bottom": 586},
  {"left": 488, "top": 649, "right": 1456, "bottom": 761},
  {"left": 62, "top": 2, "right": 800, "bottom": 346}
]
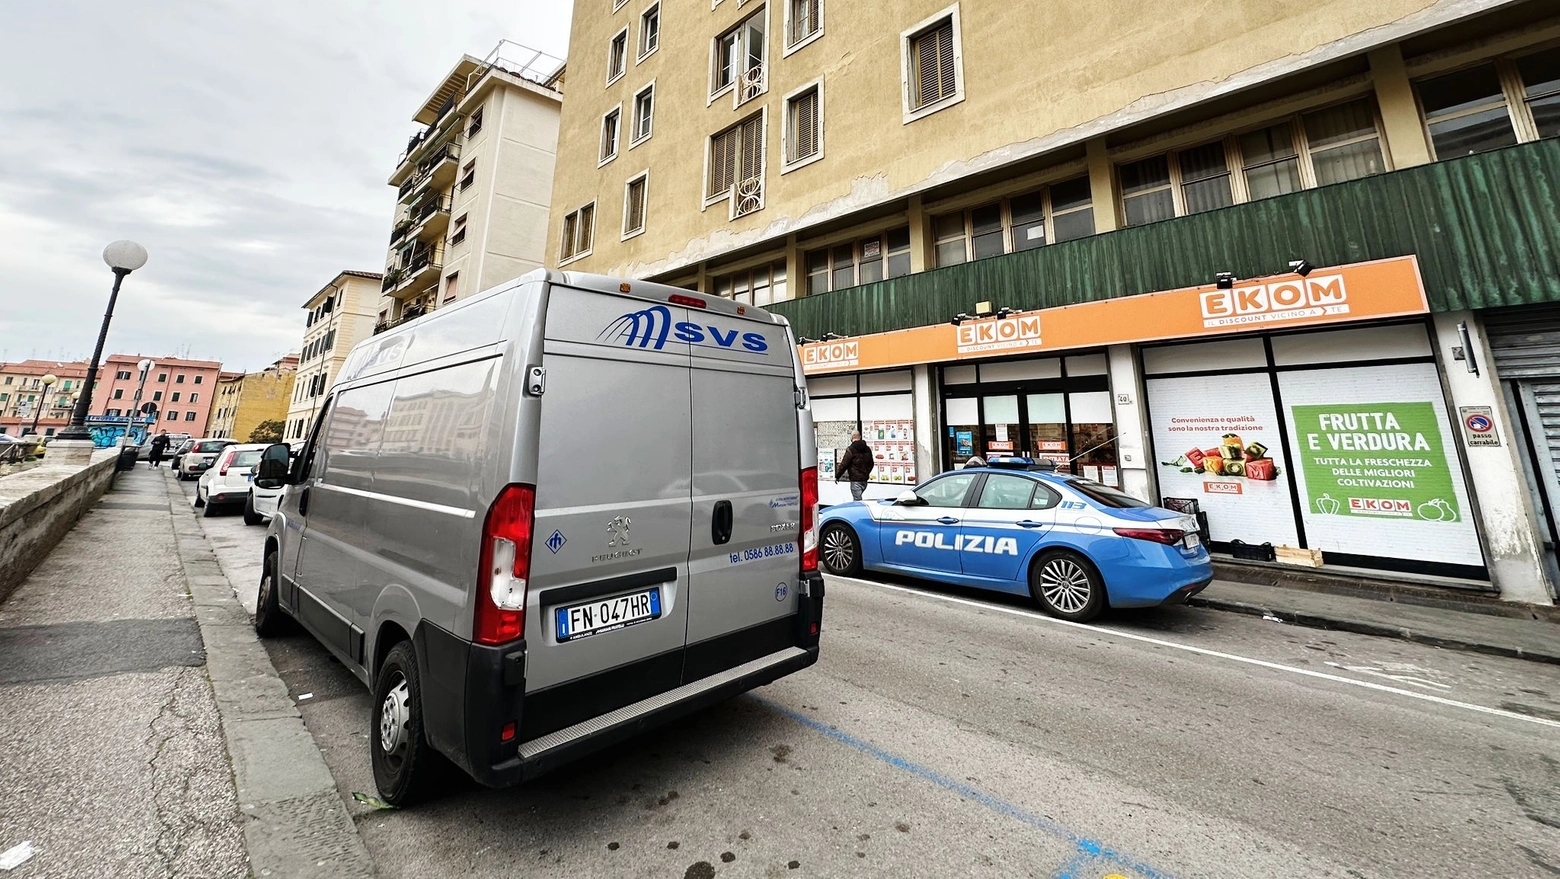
[
  {"left": 373, "top": 303, "right": 430, "bottom": 335},
  {"left": 383, "top": 245, "right": 443, "bottom": 300},
  {"left": 400, "top": 142, "right": 461, "bottom": 205},
  {"left": 768, "top": 138, "right": 1560, "bottom": 341},
  {"left": 406, "top": 195, "right": 453, "bottom": 244}
]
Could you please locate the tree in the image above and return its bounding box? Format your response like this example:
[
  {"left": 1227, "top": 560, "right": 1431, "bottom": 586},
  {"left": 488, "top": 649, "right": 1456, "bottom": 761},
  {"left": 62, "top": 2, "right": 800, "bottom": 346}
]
[{"left": 249, "top": 420, "right": 285, "bottom": 444}]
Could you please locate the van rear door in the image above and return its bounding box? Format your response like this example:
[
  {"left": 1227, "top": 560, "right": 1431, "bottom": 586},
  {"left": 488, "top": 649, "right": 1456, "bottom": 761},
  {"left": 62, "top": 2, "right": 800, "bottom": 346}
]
[
  {"left": 524, "top": 285, "right": 695, "bottom": 737},
  {"left": 684, "top": 308, "right": 804, "bottom": 680}
]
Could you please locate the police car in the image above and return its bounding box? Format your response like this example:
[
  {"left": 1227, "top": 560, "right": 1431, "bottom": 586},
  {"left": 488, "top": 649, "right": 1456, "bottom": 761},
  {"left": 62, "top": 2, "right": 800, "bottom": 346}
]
[{"left": 817, "top": 458, "right": 1213, "bottom": 621}]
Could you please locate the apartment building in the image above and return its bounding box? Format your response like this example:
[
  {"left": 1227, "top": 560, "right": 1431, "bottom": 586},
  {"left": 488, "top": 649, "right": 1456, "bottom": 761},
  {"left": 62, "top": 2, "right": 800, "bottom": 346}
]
[
  {"left": 550, "top": 0, "right": 1560, "bottom": 603},
  {"left": 377, "top": 41, "right": 564, "bottom": 331},
  {"left": 285, "top": 271, "right": 382, "bottom": 441},
  {"left": 0, "top": 359, "right": 89, "bottom": 436},
  {"left": 89, "top": 354, "right": 224, "bottom": 442},
  {"left": 207, "top": 355, "right": 298, "bottom": 441}
]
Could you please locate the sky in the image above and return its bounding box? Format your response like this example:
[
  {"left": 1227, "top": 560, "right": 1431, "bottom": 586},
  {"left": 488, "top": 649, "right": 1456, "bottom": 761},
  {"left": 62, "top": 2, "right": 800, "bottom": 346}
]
[{"left": 0, "top": 0, "right": 572, "bottom": 372}]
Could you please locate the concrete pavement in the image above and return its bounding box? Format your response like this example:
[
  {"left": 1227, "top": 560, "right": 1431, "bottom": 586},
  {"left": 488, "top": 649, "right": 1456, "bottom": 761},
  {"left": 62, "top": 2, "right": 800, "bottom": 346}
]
[
  {"left": 185, "top": 474, "right": 1560, "bottom": 879},
  {"left": 0, "top": 466, "right": 245, "bottom": 878}
]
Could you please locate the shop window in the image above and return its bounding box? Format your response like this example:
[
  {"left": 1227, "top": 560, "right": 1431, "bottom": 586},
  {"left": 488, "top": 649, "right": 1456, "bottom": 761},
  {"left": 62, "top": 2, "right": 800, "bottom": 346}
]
[
  {"left": 711, "top": 260, "right": 788, "bottom": 306},
  {"left": 560, "top": 202, "right": 596, "bottom": 263},
  {"left": 809, "top": 370, "right": 917, "bottom": 501},
  {"left": 939, "top": 357, "right": 1115, "bottom": 481},
  {"left": 608, "top": 27, "right": 628, "bottom": 85},
  {"left": 1417, "top": 64, "right": 1518, "bottom": 159},
  {"left": 931, "top": 176, "right": 1093, "bottom": 267},
  {"left": 638, "top": 3, "right": 659, "bottom": 61},
  {"left": 805, "top": 227, "right": 910, "bottom": 294},
  {"left": 600, "top": 106, "right": 622, "bottom": 164}
]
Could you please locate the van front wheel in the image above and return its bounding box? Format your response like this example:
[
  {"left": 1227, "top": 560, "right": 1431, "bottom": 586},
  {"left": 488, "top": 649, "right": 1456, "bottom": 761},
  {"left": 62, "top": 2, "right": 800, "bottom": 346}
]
[{"left": 371, "top": 642, "right": 442, "bottom": 806}]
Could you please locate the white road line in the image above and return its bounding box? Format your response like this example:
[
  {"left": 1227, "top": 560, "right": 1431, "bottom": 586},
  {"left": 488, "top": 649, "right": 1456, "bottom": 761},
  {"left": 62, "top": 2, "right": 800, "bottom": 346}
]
[{"left": 827, "top": 575, "right": 1560, "bottom": 731}]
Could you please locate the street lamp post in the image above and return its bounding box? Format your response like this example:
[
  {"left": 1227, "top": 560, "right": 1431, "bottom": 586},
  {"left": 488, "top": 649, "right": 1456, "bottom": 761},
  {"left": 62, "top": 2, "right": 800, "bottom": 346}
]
[
  {"left": 55, "top": 241, "right": 148, "bottom": 462},
  {"left": 123, "top": 359, "right": 154, "bottom": 447},
  {"left": 28, "top": 374, "right": 57, "bottom": 435}
]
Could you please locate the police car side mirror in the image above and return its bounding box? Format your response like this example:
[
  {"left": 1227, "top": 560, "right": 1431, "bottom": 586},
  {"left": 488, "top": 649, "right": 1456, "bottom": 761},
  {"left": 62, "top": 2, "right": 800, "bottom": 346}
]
[
  {"left": 894, "top": 491, "right": 922, "bottom": 506},
  {"left": 254, "top": 443, "right": 291, "bottom": 490}
]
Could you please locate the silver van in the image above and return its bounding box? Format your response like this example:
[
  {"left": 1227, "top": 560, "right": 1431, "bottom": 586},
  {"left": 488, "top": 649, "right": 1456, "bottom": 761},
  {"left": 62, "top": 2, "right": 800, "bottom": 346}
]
[{"left": 252, "top": 270, "right": 824, "bottom": 804}]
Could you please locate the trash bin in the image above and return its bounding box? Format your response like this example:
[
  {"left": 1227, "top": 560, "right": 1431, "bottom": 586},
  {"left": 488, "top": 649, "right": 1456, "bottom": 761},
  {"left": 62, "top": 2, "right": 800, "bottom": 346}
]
[{"left": 115, "top": 445, "right": 140, "bottom": 472}]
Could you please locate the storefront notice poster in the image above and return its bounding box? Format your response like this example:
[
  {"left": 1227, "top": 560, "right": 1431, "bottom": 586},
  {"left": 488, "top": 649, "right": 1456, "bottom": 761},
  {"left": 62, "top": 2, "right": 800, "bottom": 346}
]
[
  {"left": 1146, "top": 374, "right": 1300, "bottom": 547},
  {"left": 1280, "top": 365, "right": 1483, "bottom": 568}
]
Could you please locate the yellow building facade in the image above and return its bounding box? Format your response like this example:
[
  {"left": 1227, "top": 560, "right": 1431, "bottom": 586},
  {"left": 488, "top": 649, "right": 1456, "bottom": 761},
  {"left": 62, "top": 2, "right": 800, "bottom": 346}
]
[{"left": 207, "top": 357, "right": 298, "bottom": 442}]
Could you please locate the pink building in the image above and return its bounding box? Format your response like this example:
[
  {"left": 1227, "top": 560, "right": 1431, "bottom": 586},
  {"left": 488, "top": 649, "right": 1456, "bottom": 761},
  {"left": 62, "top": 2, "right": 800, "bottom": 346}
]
[{"left": 90, "top": 354, "right": 224, "bottom": 436}]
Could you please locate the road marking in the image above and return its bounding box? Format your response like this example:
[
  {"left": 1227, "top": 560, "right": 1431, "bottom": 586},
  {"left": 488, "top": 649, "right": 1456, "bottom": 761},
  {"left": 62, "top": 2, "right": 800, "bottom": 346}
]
[
  {"left": 827, "top": 575, "right": 1560, "bottom": 731},
  {"left": 751, "top": 695, "right": 1171, "bottom": 879}
]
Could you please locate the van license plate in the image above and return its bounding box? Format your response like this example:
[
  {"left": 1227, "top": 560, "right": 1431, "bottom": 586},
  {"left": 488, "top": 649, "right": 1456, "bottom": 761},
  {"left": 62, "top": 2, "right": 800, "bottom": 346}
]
[{"left": 556, "top": 588, "right": 662, "bottom": 642}]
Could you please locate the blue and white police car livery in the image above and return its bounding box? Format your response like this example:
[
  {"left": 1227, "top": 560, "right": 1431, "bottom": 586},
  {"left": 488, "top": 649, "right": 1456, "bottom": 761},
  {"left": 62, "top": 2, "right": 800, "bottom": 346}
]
[{"left": 817, "top": 458, "right": 1213, "bottom": 621}]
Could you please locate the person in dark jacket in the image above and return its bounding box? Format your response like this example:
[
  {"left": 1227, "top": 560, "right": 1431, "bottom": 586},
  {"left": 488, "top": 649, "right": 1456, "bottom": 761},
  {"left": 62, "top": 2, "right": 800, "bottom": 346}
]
[
  {"left": 147, "top": 432, "right": 170, "bottom": 468},
  {"left": 834, "top": 431, "right": 874, "bottom": 502}
]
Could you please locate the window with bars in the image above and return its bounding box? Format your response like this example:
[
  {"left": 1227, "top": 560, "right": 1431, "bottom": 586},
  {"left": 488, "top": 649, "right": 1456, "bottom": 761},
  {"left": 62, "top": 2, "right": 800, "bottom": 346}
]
[
  {"left": 712, "top": 11, "right": 766, "bottom": 104},
  {"left": 931, "top": 177, "right": 1095, "bottom": 268},
  {"left": 907, "top": 15, "right": 959, "bottom": 114},
  {"left": 1415, "top": 48, "right": 1560, "bottom": 160},
  {"left": 706, "top": 113, "right": 765, "bottom": 217},
  {"left": 623, "top": 174, "right": 648, "bottom": 237},
  {"left": 712, "top": 261, "right": 789, "bottom": 306},
  {"left": 1118, "top": 98, "right": 1389, "bottom": 227},
  {"left": 784, "top": 83, "right": 821, "bottom": 167},
  {"left": 608, "top": 28, "right": 628, "bottom": 84},
  {"left": 601, "top": 106, "right": 621, "bottom": 163},
  {"left": 639, "top": 3, "right": 660, "bottom": 59},
  {"left": 560, "top": 203, "right": 596, "bottom": 262},
  {"left": 632, "top": 83, "right": 655, "bottom": 144},
  {"left": 786, "top": 0, "right": 820, "bottom": 48},
  {"left": 806, "top": 227, "right": 911, "bottom": 295}
]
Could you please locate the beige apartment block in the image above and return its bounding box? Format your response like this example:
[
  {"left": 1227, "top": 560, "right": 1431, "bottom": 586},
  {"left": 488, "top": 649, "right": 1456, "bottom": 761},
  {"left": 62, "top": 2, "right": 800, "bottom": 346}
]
[
  {"left": 379, "top": 41, "right": 564, "bottom": 330},
  {"left": 285, "top": 271, "right": 382, "bottom": 442},
  {"left": 548, "top": 0, "right": 1559, "bottom": 289},
  {"left": 207, "top": 355, "right": 298, "bottom": 441}
]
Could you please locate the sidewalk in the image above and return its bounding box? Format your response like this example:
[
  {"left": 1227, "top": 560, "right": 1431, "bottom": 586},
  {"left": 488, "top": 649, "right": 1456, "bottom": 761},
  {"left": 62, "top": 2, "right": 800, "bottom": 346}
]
[{"left": 1191, "top": 579, "right": 1560, "bottom": 665}]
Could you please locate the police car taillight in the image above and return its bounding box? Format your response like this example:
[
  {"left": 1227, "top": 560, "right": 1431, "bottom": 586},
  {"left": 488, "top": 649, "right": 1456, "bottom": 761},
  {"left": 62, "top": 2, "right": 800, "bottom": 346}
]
[
  {"left": 1113, "top": 527, "right": 1185, "bottom": 545},
  {"left": 475, "top": 484, "right": 534, "bottom": 645},
  {"left": 800, "top": 467, "right": 819, "bottom": 572}
]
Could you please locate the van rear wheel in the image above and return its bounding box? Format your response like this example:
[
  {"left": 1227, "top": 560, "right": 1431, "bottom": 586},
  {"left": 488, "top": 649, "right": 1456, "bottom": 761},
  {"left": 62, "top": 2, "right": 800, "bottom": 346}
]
[
  {"left": 371, "top": 641, "right": 443, "bottom": 806},
  {"left": 819, "top": 523, "right": 862, "bottom": 576}
]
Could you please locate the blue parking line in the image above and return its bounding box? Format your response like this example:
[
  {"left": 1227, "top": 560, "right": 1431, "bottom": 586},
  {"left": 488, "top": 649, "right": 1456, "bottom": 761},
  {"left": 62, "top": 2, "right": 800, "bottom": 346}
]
[{"left": 749, "top": 695, "right": 1171, "bottom": 879}]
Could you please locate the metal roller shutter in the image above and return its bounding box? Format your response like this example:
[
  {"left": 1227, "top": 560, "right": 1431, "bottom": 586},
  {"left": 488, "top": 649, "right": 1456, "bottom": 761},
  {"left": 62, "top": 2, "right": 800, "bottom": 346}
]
[{"left": 1483, "top": 306, "right": 1560, "bottom": 479}]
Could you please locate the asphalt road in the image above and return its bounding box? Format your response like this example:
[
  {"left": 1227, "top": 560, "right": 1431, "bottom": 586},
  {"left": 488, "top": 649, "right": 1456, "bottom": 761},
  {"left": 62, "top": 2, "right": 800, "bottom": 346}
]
[{"left": 185, "top": 481, "right": 1560, "bottom": 879}]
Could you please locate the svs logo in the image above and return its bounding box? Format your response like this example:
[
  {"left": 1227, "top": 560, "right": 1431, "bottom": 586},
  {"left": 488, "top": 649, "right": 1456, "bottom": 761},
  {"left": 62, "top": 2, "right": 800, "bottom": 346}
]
[{"left": 600, "top": 305, "right": 769, "bottom": 354}]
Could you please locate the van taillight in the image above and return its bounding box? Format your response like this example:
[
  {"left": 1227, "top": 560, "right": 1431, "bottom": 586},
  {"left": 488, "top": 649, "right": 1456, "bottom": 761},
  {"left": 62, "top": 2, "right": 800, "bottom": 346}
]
[
  {"left": 475, "top": 484, "right": 535, "bottom": 645},
  {"left": 669, "top": 294, "right": 707, "bottom": 309},
  {"left": 800, "top": 467, "right": 819, "bottom": 572}
]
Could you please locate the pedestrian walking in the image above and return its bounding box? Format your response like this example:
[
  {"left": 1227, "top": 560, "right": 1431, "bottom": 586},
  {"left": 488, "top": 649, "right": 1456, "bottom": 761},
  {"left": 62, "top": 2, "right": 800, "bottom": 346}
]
[
  {"left": 834, "top": 431, "right": 875, "bottom": 502},
  {"left": 147, "top": 431, "right": 170, "bottom": 468}
]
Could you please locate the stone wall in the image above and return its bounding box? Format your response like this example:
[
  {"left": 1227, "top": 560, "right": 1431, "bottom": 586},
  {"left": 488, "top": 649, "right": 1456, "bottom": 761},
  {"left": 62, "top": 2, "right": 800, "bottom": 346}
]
[{"left": 0, "top": 450, "right": 119, "bottom": 602}]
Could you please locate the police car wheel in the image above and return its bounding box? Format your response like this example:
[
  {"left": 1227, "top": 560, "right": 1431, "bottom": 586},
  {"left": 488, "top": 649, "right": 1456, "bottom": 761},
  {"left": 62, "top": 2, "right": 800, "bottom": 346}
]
[
  {"left": 371, "top": 642, "right": 444, "bottom": 806},
  {"left": 819, "top": 523, "right": 861, "bottom": 576},
  {"left": 1030, "top": 551, "right": 1105, "bottom": 622}
]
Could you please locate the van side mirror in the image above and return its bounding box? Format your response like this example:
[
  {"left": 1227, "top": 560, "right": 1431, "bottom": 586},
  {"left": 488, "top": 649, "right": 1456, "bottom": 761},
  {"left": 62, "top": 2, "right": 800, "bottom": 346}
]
[
  {"left": 254, "top": 443, "right": 291, "bottom": 489},
  {"left": 894, "top": 490, "right": 923, "bottom": 506}
]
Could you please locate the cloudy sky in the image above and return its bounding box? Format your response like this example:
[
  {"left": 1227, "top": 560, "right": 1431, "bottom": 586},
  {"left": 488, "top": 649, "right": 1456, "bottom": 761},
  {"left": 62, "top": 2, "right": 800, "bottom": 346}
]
[{"left": 0, "top": 1, "right": 572, "bottom": 372}]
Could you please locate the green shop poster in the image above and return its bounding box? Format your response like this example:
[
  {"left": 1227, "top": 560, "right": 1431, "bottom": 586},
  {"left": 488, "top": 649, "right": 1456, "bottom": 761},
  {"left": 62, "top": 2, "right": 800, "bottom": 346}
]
[{"left": 1291, "top": 402, "right": 1459, "bottom": 522}]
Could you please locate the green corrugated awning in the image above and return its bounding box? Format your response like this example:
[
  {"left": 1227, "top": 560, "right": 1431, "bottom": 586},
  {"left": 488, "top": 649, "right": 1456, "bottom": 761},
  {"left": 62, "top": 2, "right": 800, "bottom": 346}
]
[{"left": 771, "top": 138, "right": 1560, "bottom": 340}]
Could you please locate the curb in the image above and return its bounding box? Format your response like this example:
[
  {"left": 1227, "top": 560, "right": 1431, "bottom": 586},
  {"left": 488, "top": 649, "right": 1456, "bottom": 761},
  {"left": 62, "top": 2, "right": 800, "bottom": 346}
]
[
  {"left": 1188, "top": 595, "right": 1560, "bottom": 667},
  {"left": 164, "top": 471, "right": 376, "bottom": 878}
]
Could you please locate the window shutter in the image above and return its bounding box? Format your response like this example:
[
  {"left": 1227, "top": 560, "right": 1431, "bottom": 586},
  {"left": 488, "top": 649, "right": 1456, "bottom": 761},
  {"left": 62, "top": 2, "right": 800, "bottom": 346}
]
[
  {"left": 561, "top": 213, "right": 577, "bottom": 259},
  {"left": 577, "top": 204, "right": 594, "bottom": 252},
  {"left": 791, "top": 89, "right": 818, "bottom": 161},
  {"left": 626, "top": 179, "right": 645, "bottom": 233},
  {"left": 708, "top": 129, "right": 737, "bottom": 198},
  {"left": 936, "top": 23, "right": 955, "bottom": 102},
  {"left": 740, "top": 115, "right": 764, "bottom": 182},
  {"left": 913, "top": 21, "right": 956, "bottom": 109}
]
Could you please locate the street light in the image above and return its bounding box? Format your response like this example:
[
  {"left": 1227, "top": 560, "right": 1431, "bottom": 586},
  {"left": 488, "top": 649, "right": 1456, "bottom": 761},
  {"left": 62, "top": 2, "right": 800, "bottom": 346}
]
[
  {"left": 28, "top": 374, "right": 57, "bottom": 435},
  {"left": 122, "top": 359, "right": 154, "bottom": 447},
  {"left": 57, "top": 240, "right": 149, "bottom": 443}
]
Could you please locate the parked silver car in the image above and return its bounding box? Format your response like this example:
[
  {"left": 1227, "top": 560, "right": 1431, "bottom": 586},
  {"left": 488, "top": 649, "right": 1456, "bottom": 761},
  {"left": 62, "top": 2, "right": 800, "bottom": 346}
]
[{"left": 251, "top": 270, "right": 823, "bottom": 805}]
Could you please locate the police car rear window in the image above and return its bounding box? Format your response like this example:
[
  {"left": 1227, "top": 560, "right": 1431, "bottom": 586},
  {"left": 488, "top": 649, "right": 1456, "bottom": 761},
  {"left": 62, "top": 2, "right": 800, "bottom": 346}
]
[{"left": 1066, "top": 479, "right": 1150, "bottom": 509}]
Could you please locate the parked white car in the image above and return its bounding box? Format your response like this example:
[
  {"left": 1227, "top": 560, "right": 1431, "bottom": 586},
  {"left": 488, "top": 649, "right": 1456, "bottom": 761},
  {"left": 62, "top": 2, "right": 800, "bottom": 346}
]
[
  {"left": 177, "top": 438, "right": 236, "bottom": 481},
  {"left": 194, "top": 444, "right": 268, "bottom": 518},
  {"left": 247, "top": 441, "right": 303, "bottom": 525}
]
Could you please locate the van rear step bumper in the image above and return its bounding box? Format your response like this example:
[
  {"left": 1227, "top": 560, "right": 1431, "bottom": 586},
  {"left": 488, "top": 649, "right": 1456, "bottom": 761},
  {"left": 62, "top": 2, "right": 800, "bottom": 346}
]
[{"left": 486, "top": 645, "right": 815, "bottom": 785}]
